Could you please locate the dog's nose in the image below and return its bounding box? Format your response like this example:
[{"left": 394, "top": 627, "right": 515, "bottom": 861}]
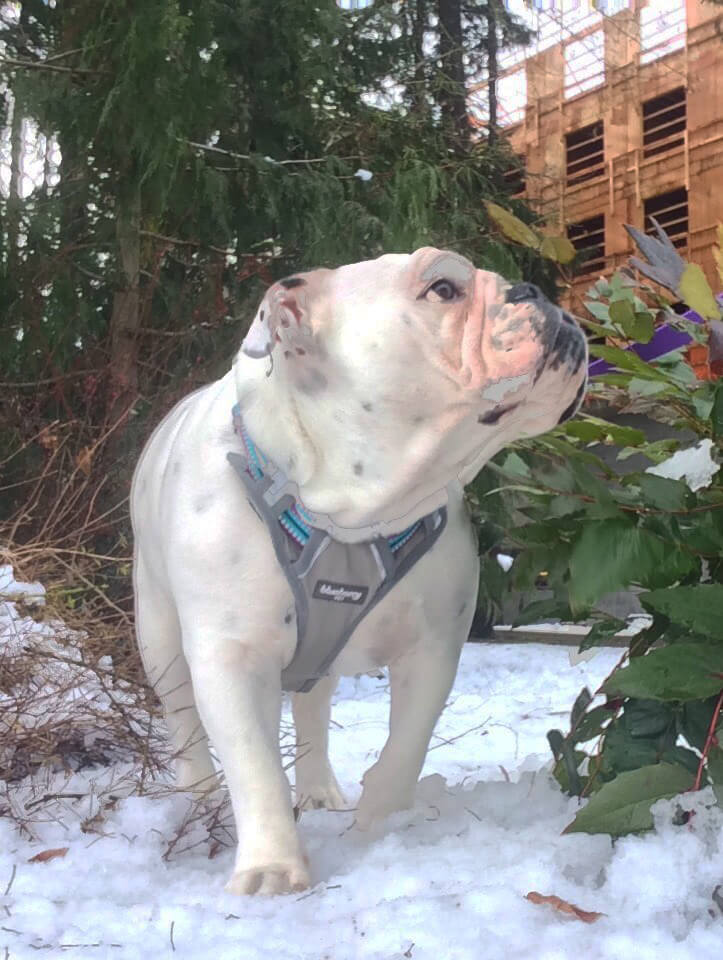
[{"left": 505, "top": 283, "right": 541, "bottom": 304}]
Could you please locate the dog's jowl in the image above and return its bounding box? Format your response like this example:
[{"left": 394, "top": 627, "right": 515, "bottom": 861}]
[{"left": 131, "top": 248, "right": 587, "bottom": 896}]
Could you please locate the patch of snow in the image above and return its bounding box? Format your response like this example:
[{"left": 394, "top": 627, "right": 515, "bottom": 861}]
[
  {"left": 496, "top": 553, "right": 514, "bottom": 572},
  {"left": 354, "top": 168, "right": 373, "bottom": 181},
  {"left": 646, "top": 438, "right": 720, "bottom": 492},
  {"left": 1, "top": 569, "right": 720, "bottom": 959},
  {"left": 0, "top": 564, "right": 45, "bottom": 601}
]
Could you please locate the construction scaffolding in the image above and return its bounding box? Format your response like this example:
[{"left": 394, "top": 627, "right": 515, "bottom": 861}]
[{"left": 472, "top": 0, "right": 722, "bottom": 310}]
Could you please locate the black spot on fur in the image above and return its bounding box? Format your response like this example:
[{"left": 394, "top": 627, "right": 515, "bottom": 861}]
[
  {"left": 457, "top": 601, "right": 468, "bottom": 617},
  {"left": 298, "top": 369, "right": 328, "bottom": 395},
  {"left": 284, "top": 611, "right": 294, "bottom": 624},
  {"left": 353, "top": 462, "right": 364, "bottom": 476},
  {"left": 478, "top": 403, "right": 519, "bottom": 425},
  {"left": 279, "top": 277, "right": 306, "bottom": 289},
  {"left": 556, "top": 379, "right": 587, "bottom": 425},
  {"left": 362, "top": 402, "right": 373, "bottom": 412}
]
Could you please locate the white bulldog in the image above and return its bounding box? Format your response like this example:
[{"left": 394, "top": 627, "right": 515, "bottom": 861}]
[{"left": 131, "top": 247, "right": 587, "bottom": 895}]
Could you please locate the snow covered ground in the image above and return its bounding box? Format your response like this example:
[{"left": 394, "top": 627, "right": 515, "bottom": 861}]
[{"left": 2, "top": 571, "right": 722, "bottom": 959}]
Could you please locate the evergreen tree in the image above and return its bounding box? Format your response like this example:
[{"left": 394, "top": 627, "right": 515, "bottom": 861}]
[{"left": 1, "top": 0, "right": 548, "bottom": 520}]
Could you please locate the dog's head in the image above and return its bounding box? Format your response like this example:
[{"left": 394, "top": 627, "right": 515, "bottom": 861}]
[{"left": 237, "top": 247, "right": 587, "bottom": 528}]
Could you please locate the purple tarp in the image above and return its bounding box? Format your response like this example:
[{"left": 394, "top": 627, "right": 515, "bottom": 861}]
[{"left": 587, "top": 293, "right": 723, "bottom": 377}]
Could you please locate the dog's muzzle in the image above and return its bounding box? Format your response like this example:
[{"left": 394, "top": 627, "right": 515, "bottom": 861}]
[
  {"left": 504, "top": 283, "right": 587, "bottom": 424},
  {"left": 505, "top": 282, "right": 587, "bottom": 377}
]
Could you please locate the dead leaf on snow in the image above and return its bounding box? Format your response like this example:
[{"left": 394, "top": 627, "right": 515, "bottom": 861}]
[
  {"left": 525, "top": 890, "right": 604, "bottom": 924},
  {"left": 27, "top": 847, "right": 69, "bottom": 864}
]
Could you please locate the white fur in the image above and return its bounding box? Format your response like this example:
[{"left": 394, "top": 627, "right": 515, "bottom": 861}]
[{"left": 131, "top": 248, "right": 586, "bottom": 896}]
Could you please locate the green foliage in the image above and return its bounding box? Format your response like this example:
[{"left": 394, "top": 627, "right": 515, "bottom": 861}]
[
  {"left": 1, "top": 0, "right": 556, "bottom": 527},
  {"left": 467, "top": 232, "right": 723, "bottom": 837},
  {"left": 562, "top": 764, "right": 695, "bottom": 837}
]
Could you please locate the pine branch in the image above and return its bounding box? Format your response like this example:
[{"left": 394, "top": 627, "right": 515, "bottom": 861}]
[{"left": 2, "top": 56, "right": 108, "bottom": 76}]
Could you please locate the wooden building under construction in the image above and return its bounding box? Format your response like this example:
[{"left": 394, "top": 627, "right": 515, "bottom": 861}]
[{"left": 481, "top": 0, "right": 723, "bottom": 311}]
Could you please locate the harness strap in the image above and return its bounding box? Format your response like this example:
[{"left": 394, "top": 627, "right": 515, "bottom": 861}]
[{"left": 227, "top": 407, "right": 447, "bottom": 692}]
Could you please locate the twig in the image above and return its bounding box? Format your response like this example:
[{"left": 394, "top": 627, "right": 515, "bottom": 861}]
[
  {"left": 3, "top": 56, "right": 108, "bottom": 75},
  {"left": 692, "top": 687, "right": 723, "bottom": 792},
  {"left": 169, "top": 921, "right": 175, "bottom": 952},
  {"left": 3, "top": 865, "right": 16, "bottom": 897}
]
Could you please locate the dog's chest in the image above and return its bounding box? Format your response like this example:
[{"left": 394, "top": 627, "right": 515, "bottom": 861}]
[{"left": 330, "top": 589, "right": 424, "bottom": 674}]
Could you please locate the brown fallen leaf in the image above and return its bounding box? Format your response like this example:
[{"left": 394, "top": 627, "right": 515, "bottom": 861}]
[
  {"left": 525, "top": 891, "right": 604, "bottom": 924},
  {"left": 28, "top": 847, "right": 69, "bottom": 864}
]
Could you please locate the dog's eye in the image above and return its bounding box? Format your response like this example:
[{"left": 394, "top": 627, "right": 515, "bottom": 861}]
[{"left": 424, "top": 279, "right": 461, "bottom": 303}]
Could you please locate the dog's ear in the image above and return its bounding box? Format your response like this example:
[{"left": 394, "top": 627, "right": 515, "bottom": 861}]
[{"left": 241, "top": 277, "right": 310, "bottom": 360}]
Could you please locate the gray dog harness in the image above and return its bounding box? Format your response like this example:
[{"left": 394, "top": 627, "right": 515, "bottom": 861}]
[{"left": 227, "top": 405, "right": 447, "bottom": 693}]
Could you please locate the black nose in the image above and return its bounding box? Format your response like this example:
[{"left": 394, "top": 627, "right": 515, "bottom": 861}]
[{"left": 505, "top": 283, "right": 541, "bottom": 304}]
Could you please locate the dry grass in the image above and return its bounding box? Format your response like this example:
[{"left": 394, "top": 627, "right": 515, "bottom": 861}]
[{"left": 0, "top": 417, "right": 300, "bottom": 862}]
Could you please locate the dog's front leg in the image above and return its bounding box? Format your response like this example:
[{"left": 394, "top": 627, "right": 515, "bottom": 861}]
[
  {"left": 185, "top": 637, "right": 310, "bottom": 895},
  {"left": 355, "top": 631, "right": 465, "bottom": 828}
]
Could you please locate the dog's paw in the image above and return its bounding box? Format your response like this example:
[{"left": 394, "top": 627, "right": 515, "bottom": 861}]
[
  {"left": 225, "top": 859, "right": 311, "bottom": 896},
  {"left": 295, "top": 773, "right": 346, "bottom": 812},
  {"left": 354, "top": 765, "right": 414, "bottom": 830}
]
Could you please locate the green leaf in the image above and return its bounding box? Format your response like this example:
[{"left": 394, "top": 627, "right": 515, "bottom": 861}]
[
  {"left": 603, "top": 644, "right": 723, "bottom": 702},
  {"left": 548, "top": 730, "right": 584, "bottom": 796},
  {"left": 585, "top": 300, "right": 611, "bottom": 323},
  {"left": 571, "top": 687, "right": 593, "bottom": 729},
  {"left": 708, "top": 746, "right": 723, "bottom": 784},
  {"left": 680, "top": 695, "right": 722, "bottom": 751},
  {"left": 609, "top": 298, "right": 636, "bottom": 330},
  {"left": 628, "top": 378, "right": 668, "bottom": 397},
  {"left": 638, "top": 474, "right": 690, "bottom": 512},
  {"left": 713, "top": 383, "right": 723, "bottom": 441},
  {"left": 678, "top": 263, "right": 721, "bottom": 320},
  {"left": 563, "top": 763, "right": 694, "bottom": 836},
  {"left": 589, "top": 344, "right": 672, "bottom": 382},
  {"left": 540, "top": 234, "right": 577, "bottom": 265},
  {"left": 484, "top": 201, "right": 540, "bottom": 249},
  {"left": 548, "top": 494, "right": 584, "bottom": 517},
  {"left": 640, "top": 585, "right": 723, "bottom": 640},
  {"left": 562, "top": 417, "right": 645, "bottom": 447},
  {"left": 579, "top": 618, "right": 625, "bottom": 653},
  {"left": 629, "top": 312, "right": 655, "bottom": 344},
  {"left": 624, "top": 699, "right": 674, "bottom": 739},
  {"left": 601, "top": 720, "right": 674, "bottom": 775},
  {"left": 514, "top": 598, "right": 572, "bottom": 626},
  {"left": 499, "top": 451, "right": 532, "bottom": 480},
  {"left": 572, "top": 704, "right": 612, "bottom": 743},
  {"left": 568, "top": 519, "right": 697, "bottom": 612}
]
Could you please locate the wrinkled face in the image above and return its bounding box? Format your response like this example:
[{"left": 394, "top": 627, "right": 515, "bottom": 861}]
[{"left": 240, "top": 247, "right": 587, "bottom": 453}]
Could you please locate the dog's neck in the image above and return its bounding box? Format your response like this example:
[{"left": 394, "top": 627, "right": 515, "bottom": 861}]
[
  {"left": 232, "top": 354, "right": 501, "bottom": 541},
  {"left": 235, "top": 356, "right": 490, "bottom": 542}
]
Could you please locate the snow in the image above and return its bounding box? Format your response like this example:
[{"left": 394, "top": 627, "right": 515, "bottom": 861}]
[
  {"left": 2, "top": 570, "right": 722, "bottom": 959},
  {"left": 646, "top": 438, "right": 720, "bottom": 492}
]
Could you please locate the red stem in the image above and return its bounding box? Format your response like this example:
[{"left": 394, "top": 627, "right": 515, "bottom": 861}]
[{"left": 693, "top": 687, "right": 723, "bottom": 792}]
